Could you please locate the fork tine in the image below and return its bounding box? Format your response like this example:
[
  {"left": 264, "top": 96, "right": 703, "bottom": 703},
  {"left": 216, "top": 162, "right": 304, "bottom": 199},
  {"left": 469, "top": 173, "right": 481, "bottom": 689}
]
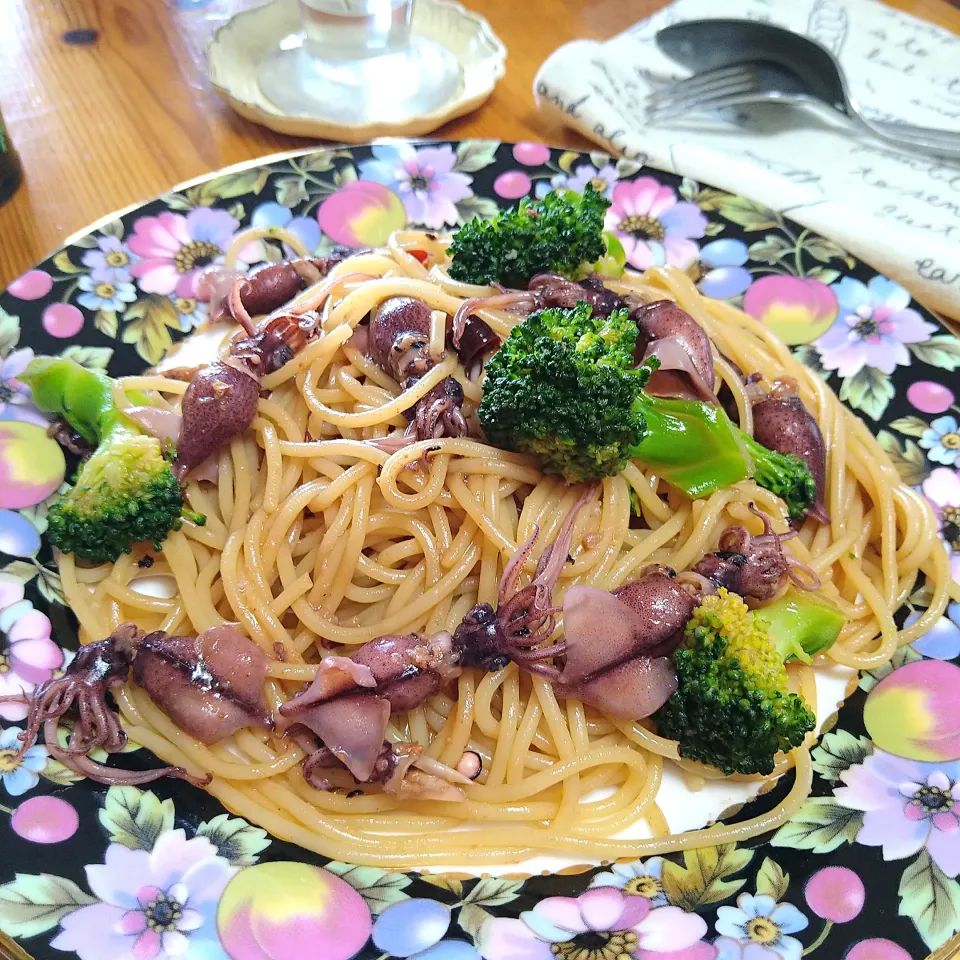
[
  {"left": 647, "top": 73, "right": 758, "bottom": 119},
  {"left": 649, "top": 90, "right": 766, "bottom": 121},
  {"left": 649, "top": 76, "right": 756, "bottom": 113},
  {"left": 646, "top": 64, "right": 755, "bottom": 105}
]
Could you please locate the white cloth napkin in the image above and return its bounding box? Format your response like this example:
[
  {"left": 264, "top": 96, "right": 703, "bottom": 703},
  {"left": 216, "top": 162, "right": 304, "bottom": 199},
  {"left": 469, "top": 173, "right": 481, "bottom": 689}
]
[{"left": 534, "top": 0, "right": 960, "bottom": 318}]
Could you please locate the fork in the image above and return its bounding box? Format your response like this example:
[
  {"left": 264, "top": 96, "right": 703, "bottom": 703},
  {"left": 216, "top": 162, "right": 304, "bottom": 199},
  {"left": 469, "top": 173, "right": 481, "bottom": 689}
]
[{"left": 646, "top": 60, "right": 960, "bottom": 158}]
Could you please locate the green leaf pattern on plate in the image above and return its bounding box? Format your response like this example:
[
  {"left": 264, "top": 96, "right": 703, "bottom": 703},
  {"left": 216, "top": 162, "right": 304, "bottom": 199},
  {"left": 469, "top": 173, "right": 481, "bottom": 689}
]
[
  {"left": 0, "top": 875, "right": 96, "bottom": 939},
  {"left": 98, "top": 786, "right": 175, "bottom": 851},
  {"left": 325, "top": 862, "right": 412, "bottom": 914},
  {"left": 899, "top": 850, "right": 960, "bottom": 951},
  {"left": 771, "top": 798, "right": 864, "bottom": 854},
  {"left": 811, "top": 730, "right": 873, "bottom": 782},
  {"left": 755, "top": 857, "right": 790, "bottom": 902},
  {"left": 195, "top": 813, "right": 272, "bottom": 867},
  {"left": 661, "top": 844, "right": 755, "bottom": 910}
]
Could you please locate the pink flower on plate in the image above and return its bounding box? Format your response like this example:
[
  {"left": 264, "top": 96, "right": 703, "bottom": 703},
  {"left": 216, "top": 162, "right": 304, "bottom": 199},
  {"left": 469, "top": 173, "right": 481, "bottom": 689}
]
[
  {"left": 921, "top": 468, "right": 960, "bottom": 584},
  {"left": 479, "top": 887, "right": 716, "bottom": 960},
  {"left": 0, "top": 573, "right": 63, "bottom": 722},
  {"left": 129, "top": 208, "right": 250, "bottom": 300},
  {"left": 815, "top": 276, "right": 937, "bottom": 378},
  {"left": 360, "top": 143, "right": 473, "bottom": 230},
  {"left": 605, "top": 178, "right": 707, "bottom": 271},
  {"left": 51, "top": 830, "right": 236, "bottom": 960},
  {"left": 834, "top": 748, "right": 960, "bottom": 876}
]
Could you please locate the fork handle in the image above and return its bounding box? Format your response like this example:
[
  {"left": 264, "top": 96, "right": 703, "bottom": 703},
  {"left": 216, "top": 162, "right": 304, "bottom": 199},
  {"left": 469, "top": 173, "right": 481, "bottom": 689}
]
[
  {"left": 840, "top": 100, "right": 960, "bottom": 158},
  {"left": 865, "top": 119, "right": 960, "bottom": 151}
]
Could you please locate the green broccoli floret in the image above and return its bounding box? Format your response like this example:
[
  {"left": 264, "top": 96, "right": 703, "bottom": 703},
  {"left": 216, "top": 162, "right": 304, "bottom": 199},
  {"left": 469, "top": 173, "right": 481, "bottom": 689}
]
[
  {"left": 656, "top": 589, "right": 817, "bottom": 776},
  {"left": 447, "top": 187, "right": 611, "bottom": 288},
  {"left": 478, "top": 303, "right": 817, "bottom": 518},
  {"left": 21, "top": 357, "right": 204, "bottom": 564},
  {"left": 480, "top": 303, "right": 652, "bottom": 482}
]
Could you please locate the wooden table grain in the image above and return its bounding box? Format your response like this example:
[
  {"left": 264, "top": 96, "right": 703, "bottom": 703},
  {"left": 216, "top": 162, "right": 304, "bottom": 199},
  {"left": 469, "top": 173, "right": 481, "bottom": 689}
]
[{"left": 0, "top": 0, "right": 958, "bottom": 287}]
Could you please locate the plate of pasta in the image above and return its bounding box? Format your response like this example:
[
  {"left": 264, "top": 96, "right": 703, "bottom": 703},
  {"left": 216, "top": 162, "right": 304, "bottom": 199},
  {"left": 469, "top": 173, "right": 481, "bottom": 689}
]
[{"left": 1, "top": 141, "right": 960, "bottom": 960}]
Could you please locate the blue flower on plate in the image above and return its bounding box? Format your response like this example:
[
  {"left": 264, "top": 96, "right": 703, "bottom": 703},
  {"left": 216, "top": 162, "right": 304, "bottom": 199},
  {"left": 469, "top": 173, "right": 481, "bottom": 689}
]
[
  {"left": 534, "top": 177, "right": 559, "bottom": 199},
  {"left": 171, "top": 295, "right": 209, "bottom": 332},
  {"left": 535, "top": 163, "right": 624, "bottom": 202},
  {"left": 815, "top": 275, "right": 936, "bottom": 378},
  {"left": 0, "top": 726, "right": 48, "bottom": 796},
  {"left": 698, "top": 239, "right": 752, "bottom": 299},
  {"left": 588, "top": 856, "right": 670, "bottom": 906},
  {"left": 80, "top": 235, "right": 135, "bottom": 285},
  {"left": 76, "top": 275, "right": 137, "bottom": 313},
  {"left": 910, "top": 603, "right": 960, "bottom": 660},
  {"left": 715, "top": 893, "right": 808, "bottom": 960},
  {"left": 0, "top": 347, "right": 48, "bottom": 427},
  {"left": 250, "top": 201, "right": 321, "bottom": 258},
  {"left": 920, "top": 416, "right": 960, "bottom": 466}
]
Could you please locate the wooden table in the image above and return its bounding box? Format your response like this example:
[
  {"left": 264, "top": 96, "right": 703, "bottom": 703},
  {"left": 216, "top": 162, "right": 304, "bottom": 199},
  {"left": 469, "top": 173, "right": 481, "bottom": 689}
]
[{"left": 1, "top": 0, "right": 959, "bottom": 288}]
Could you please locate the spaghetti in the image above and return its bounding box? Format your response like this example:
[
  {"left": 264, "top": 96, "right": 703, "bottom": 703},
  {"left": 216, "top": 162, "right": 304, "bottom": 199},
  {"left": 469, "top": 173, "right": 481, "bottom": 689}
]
[{"left": 55, "top": 229, "right": 955, "bottom": 867}]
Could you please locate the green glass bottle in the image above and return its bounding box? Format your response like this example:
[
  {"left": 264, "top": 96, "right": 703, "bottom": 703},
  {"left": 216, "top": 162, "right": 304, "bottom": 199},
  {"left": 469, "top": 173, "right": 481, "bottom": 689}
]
[{"left": 0, "top": 107, "right": 22, "bottom": 207}]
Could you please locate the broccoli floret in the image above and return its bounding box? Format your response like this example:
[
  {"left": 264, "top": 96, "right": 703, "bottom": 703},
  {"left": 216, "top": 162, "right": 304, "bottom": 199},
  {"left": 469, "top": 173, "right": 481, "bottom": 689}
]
[
  {"left": 50, "top": 428, "right": 189, "bottom": 564},
  {"left": 447, "top": 187, "right": 611, "bottom": 288},
  {"left": 742, "top": 435, "right": 818, "bottom": 522},
  {"left": 21, "top": 357, "right": 203, "bottom": 564},
  {"left": 480, "top": 304, "right": 653, "bottom": 483},
  {"left": 656, "top": 589, "right": 816, "bottom": 776},
  {"left": 478, "top": 303, "right": 817, "bottom": 516}
]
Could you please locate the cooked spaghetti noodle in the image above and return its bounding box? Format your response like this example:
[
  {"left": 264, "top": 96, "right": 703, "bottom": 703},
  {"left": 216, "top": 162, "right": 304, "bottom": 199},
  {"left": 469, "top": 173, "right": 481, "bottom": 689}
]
[{"left": 57, "top": 229, "right": 955, "bottom": 866}]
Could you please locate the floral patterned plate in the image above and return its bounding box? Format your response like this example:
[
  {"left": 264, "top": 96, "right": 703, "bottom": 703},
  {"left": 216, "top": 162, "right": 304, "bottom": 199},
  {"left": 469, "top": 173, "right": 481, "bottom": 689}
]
[{"left": 2, "top": 141, "right": 960, "bottom": 960}]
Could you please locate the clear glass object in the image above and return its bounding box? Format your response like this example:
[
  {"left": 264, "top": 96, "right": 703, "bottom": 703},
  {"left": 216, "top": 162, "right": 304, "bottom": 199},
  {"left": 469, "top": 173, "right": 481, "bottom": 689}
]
[{"left": 258, "top": 0, "right": 461, "bottom": 124}]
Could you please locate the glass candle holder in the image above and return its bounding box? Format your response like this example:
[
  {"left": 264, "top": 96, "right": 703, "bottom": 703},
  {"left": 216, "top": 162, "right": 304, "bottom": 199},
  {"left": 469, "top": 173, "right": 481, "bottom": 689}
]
[{"left": 258, "top": 0, "right": 461, "bottom": 124}]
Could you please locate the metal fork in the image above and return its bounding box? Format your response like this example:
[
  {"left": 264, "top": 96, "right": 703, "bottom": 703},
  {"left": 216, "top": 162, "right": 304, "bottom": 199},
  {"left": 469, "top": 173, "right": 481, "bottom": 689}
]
[
  {"left": 647, "top": 63, "right": 797, "bottom": 119},
  {"left": 645, "top": 60, "right": 960, "bottom": 157}
]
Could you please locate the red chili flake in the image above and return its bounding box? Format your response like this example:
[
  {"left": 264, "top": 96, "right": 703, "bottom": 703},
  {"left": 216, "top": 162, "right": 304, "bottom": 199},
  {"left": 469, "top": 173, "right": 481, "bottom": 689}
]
[{"left": 408, "top": 249, "right": 429, "bottom": 264}]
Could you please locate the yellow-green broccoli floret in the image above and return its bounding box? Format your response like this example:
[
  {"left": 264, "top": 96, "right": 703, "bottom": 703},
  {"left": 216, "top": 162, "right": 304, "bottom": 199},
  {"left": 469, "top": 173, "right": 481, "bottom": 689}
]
[
  {"left": 717, "top": 589, "right": 788, "bottom": 691},
  {"left": 656, "top": 589, "right": 816, "bottom": 776},
  {"left": 21, "top": 357, "right": 203, "bottom": 564}
]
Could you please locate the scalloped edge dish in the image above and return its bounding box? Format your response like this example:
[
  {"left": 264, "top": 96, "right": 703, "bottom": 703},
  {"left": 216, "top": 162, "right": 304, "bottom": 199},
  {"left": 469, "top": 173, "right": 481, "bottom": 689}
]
[{"left": 207, "top": 0, "right": 506, "bottom": 141}]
